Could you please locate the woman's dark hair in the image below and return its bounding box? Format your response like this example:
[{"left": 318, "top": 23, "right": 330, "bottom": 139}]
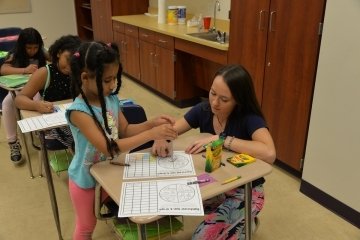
[
  {"left": 214, "top": 64, "right": 265, "bottom": 119},
  {"left": 48, "top": 35, "right": 81, "bottom": 64},
  {"left": 70, "top": 41, "right": 122, "bottom": 158},
  {"left": 7, "top": 27, "right": 46, "bottom": 68}
]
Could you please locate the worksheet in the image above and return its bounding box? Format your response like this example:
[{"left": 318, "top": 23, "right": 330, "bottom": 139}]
[
  {"left": 123, "top": 151, "right": 196, "bottom": 179},
  {"left": 17, "top": 103, "right": 72, "bottom": 133},
  {"left": 118, "top": 177, "right": 204, "bottom": 217}
]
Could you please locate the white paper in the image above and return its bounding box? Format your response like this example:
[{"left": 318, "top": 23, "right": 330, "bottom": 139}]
[
  {"left": 123, "top": 151, "right": 196, "bottom": 179},
  {"left": 118, "top": 177, "right": 204, "bottom": 217},
  {"left": 17, "top": 103, "right": 71, "bottom": 133}
]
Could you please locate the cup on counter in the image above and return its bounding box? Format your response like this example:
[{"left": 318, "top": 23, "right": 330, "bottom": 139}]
[
  {"left": 167, "top": 6, "right": 178, "bottom": 25},
  {"left": 203, "top": 16, "right": 211, "bottom": 30},
  {"left": 177, "top": 6, "right": 186, "bottom": 24}
]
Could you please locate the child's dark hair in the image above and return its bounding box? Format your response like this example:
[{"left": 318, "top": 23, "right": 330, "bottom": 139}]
[
  {"left": 48, "top": 35, "right": 81, "bottom": 64},
  {"left": 7, "top": 27, "right": 46, "bottom": 68},
  {"left": 70, "top": 41, "right": 122, "bottom": 158}
]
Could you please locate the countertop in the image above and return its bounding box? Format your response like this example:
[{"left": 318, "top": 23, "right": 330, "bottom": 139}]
[{"left": 112, "top": 15, "right": 229, "bottom": 51}]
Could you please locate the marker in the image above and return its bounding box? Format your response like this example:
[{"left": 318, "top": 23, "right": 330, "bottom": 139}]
[
  {"left": 187, "top": 179, "right": 210, "bottom": 185},
  {"left": 221, "top": 176, "right": 241, "bottom": 185},
  {"left": 110, "top": 161, "right": 130, "bottom": 167}
]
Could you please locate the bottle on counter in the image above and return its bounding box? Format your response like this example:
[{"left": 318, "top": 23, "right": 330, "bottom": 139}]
[
  {"left": 177, "top": 6, "right": 186, "bottom": 25},
  {"left": 167, "top": 6, "right": 178, "bottom": 25}
]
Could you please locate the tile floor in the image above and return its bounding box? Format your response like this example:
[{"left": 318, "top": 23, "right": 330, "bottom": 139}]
[{"left": 0, "top": 77, "right": 358, "bottom": 240}]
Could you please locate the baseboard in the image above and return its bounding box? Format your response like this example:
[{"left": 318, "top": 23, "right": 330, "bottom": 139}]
[{"left": 300, "top": 180, "right": 360, "bottom": 228}]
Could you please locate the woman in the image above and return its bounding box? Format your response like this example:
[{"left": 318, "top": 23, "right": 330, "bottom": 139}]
[{"left": 152, "top": 64, "right": 276, "bottom": 239}]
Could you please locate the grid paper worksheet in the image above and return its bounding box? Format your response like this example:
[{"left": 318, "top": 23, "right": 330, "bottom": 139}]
[
  {"left": 118, "top": 177, "right": 204, "bottom": 217},
  {"left": 123, "top": 151, "right": 196, "bottom": 179}
]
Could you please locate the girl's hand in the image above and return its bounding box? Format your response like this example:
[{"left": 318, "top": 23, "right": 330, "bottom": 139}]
[
  {"left": 150, "top": 115, "right": 176, "bottom": 127},
  {"left": 36, "top": 101, "right": 54, "bottom": 113},
  {"left": 151, "top": 139, "right": 171, "bottom": 157},
  {"left": 24, "top": 64, "right": 38, "bottom": 74},
  {"left": 185, "top": 135, "right": 219, "bottom": 154},
  {"left": 150, "top": 124, "right": 177, "bottom": 141}
]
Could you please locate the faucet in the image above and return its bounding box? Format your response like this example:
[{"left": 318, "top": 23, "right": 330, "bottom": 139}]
[{"left": 209, "top": 0, "right": 221, "bottom": 33}]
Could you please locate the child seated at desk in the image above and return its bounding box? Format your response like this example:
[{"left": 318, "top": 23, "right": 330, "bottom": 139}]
[
  {"left": 15, "top": 34, "right": 81, "bottom": 151},
  {"left": 0, "top": 27, "right": 48, "bottom": 165}
]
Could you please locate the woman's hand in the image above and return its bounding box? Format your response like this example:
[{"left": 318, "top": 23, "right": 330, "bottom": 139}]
[
  {"left": 185, "top": 135, "right": 219, "bottom": 154},
  {"left": 36, "top": 101, "right": 54, "bottom": 113},
  {"left": 150, "top": 124, "right": 177, "bottom": 141},
  {"left": 149, "top": 115, "right": 176, "bottom": 127},
  {"left": 152, "top": 139, "right": 171, "bottom": 157}
]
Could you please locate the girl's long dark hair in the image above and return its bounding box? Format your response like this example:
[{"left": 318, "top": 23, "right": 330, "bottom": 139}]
[
  {"left": 7, "top": 27, "right": 46, "bottom": 68},
  {"left": 70, "top": 41, "right": 122, "bottom": 158},
  {"left": 215, "top": 64, "right": 265, "bottom": 120}
]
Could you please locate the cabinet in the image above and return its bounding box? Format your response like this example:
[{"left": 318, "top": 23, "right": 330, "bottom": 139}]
[
  {"left": 113, "top": 22, "right": 140, "bottom": 79},
  {"left": 74, "top": 0, "right": 148, "bottom": 41},
  {"left": 228, "top": 0, "right": 326, "bottom": 171},
  {"left": 74, "top": 0, "right": 93, "bottom": 40},
  {"left": 139, "top": 29, "right": 175, "bottom": 99}
]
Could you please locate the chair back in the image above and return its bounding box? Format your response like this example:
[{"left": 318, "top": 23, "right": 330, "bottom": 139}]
[{"left": 121, "top": 104, "right": 154, "bottom": 152}]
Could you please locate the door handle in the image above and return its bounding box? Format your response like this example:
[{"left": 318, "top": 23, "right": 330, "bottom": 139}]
[
  {"left": 258, "top": 10, "right": 267, "bottom": 30},
  {"left": 269, "top": 11, "right": 276, "bottom": 32}
]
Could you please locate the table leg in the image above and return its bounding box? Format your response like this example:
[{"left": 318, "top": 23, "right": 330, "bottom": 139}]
[
  {"left": 244, "top": 182, "right": 252, "bottom": 240},
  {"left": 39, "top": 131, "right": 63, "bottom": 240}
]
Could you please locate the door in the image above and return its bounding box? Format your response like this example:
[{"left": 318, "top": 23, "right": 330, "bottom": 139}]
[
  {"left": 91, "top": 0, "right": 113, "bottom": 42},
  {"left": 140, "top": 41, "right": 156, "bottom": 88},
  {"left": 156, "top": 46, "right": 175, "bottom": 98},
  {"left": 261, "top": 0, "right": 326, "bottom": 170},
  {"left": 228, "top": 0, "right": 270, "bottom": 103}
]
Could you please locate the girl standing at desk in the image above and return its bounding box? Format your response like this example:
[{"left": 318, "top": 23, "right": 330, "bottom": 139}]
[
  {"left": 15, "top": 35, "right": 81, "bottom": 150},
  {"left": 66, "top": 41, "right": 177, "bottom": 240},
  {"left": 152, "top": 65, "right": 276, "bottom": 239},
  {"left": 0, "top": 27, "right": 48, "bottom": 165}
]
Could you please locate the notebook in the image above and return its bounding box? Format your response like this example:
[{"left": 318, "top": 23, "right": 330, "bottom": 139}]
[{"left": 0, "top": 74, "right": 30, "bottom": 88}]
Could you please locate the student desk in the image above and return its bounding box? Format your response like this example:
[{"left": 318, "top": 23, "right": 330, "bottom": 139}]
[
  {"left": 90, "top": 133, "right": 273, "bottom": 240},
  {"left": 0, "top": 74, "right": 35, "bottom": 177},
  {"left": 19, "top": 99, "right": 71, "bottom": 240}
]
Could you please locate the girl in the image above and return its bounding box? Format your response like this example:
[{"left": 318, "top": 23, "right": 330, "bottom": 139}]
[
  {"left": 15, "top": 35, "right": 81, "bottom": 151},
  {"left": 0, "top": 27, "right": 48, "bottom": 165},
  {"left": 152, "top": 65, "right": 276, "bottom": 239},
  {"left": 66, "top": 41, "right": 177, "bottom": 239}
]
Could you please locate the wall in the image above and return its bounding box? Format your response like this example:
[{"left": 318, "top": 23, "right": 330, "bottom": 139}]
[
  {"left": 302, "top": 0, "right": 360, "bottom": 212},
  {"left": 149, "top": 0, "right": 230, "bottom": 20},
  {"left": 0, "top": 0, "right": 77, "bottom": 48}
]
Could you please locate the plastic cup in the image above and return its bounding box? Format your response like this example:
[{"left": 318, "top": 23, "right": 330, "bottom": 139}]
[{"left": 203, "top": 16, "right": 211, "bottom": 30}]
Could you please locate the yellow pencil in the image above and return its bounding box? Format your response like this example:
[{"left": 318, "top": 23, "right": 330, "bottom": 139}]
[{"left": 221, "top": 176, "right": 241, "bottom": 185}]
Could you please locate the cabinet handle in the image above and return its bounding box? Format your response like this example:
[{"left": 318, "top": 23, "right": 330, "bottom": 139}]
[
  {"left": 142, "top": 34, "right": 149, "bottom": 38},
  {"left": 258, "top": 10, "right": 266, "bottom": 30},
  {"left": 158, "top": 39, "right": 167, "bottom": 44},
  {"left": 269, "top": 11, "right": 276, "bottom": 32}
]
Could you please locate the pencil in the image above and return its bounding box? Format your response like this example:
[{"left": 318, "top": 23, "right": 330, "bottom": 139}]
[
  {"left": 221, "top": 176, "right": 241, "bottom": 185},
  {"left": 110, "top": 161, "right": 130, "bottom": 167}
]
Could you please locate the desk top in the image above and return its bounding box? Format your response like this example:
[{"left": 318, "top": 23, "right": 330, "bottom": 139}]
[{"left": 90, "top": 133, "right": 272, "bottom": 224}]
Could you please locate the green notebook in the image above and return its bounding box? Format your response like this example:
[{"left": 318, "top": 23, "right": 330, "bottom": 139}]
[
  {"left": 0, "top": 51, "right": 8, "bottom": 59},
  {"left": 0, "top": 74, "right": 30, "bottom": 88},
  {"left": 113, "top": 216, "right": 183, "bottom": 240}
]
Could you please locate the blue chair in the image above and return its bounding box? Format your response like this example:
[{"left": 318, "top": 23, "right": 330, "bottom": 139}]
[
  {"left": 0, "top": 27, "right": 22, "bottom": 51},
  {"left": 121, "top": 104, "right": 154, "bottom": 152}
]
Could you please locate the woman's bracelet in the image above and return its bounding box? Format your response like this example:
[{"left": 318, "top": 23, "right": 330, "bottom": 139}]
[{"left": 226, "top": 136, "right": 235, "bottom": 150}]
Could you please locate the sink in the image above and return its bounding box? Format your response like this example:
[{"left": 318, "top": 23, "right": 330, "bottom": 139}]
[{"left": 186, "top": 32, "right": 228, "bottom": 43}]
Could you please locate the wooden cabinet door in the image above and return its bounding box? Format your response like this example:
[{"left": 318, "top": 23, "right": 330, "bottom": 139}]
[
  {"left": 91, "top": 0, "right": 112, "bottom": 42},
  {"left": 113, "top": 31, "right": 126, "bottom": 69},
  {"left": 228, "top": 0, "right": 270, "bottom": 103},
  {"left": 261, "top": 0, "right": 326, "bottom": 170},
  {"left": 124, "top": 35, "right": 140, "bottom": 79},
  {"left": 140, "top": 41, "right": 156, "bottom": 88},
  {"left": 155, "top": 46, "right": 175, "bottom": 98}
]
